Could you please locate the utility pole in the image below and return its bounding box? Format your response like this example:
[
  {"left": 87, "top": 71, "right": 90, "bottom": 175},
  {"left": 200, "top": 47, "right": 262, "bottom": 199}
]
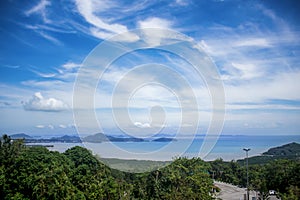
[{"left": 243, "top": 148, "right": 251, "bottom": 200}]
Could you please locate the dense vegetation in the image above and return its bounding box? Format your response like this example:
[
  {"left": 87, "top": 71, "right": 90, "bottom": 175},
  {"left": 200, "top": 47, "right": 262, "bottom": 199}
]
[
  {"left": 1, "top": 134, "right": 299, "bottom": 199},
  {"left": 0, "top": 135, "right": 213, "bottom": 200},
  {"left": 101, "top": 158, "right": 170, "bottom": 173}
]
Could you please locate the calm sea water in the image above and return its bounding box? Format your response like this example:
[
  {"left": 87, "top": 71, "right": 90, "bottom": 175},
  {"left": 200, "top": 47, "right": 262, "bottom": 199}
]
[{"left": 44, "top": 135, "right": 300, "bottom": 161}]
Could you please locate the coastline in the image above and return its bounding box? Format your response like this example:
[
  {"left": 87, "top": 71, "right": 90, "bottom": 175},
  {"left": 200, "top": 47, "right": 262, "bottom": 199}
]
[{"left": 35, "top": 134, "right": 300, "bottom": 162}]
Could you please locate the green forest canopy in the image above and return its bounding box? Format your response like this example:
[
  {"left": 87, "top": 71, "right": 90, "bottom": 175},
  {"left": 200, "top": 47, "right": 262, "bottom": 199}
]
[{"left": 1, "top": 134, "right": 299, "bottom": 200}]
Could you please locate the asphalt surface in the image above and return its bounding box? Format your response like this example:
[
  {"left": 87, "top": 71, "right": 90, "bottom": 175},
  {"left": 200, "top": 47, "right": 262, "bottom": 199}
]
[
  {"left": 214, "top": 181, "right": 247, "bottom": 200},
  {"left": 214, "top": 181, "right": 280, "bottom": 200}
]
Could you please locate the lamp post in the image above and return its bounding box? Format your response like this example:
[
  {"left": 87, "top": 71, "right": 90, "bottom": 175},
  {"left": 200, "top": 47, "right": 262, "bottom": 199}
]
[{"left": 243, "top": 148, "right": 251, "bottom": 200}]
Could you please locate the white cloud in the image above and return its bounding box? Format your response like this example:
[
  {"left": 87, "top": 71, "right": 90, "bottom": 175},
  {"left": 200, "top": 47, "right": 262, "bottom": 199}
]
[
  {"left": 120, "top": 1, "right": 154, "bottom": 13},
  {"left": 59, "top": 124, "right": 67, "bottom": 128},
  {"left": 62, "top": 62, "right": 82, "bottom": 71},
  {"left": 233, "top": 38, "right": 271, "bottom": 48},
  {"left": 137, "top": 17, "right": 175, "bottom": 46},
  {"left": 73, "top": 1, "right": 179, "bottom": 44},
  {"left": 25, "top": 0, "right": 51, "bottom": 23},
  {"left": 110, "top": 31, "right": 140, "bottom": 42},
  {"left": 75, "top": 0, "right": 137, "bottom": 41},
  {"left": 35, "top": 124, "right": 74, "bottom": 129},
  {"left": 23, "top": 61, "right": 81, "bottom": 87},
  {"left": 134, "top": 122, "right": 151, "bottom": 128},
  {"left": 35, "top": 125, "right": 45, "bottom": 128},
  {"left": 195, "top": 15, "right": 300, "bottom": 111},
  {"left": 138, "top": 17, "right": 173, "bottom": 29},
  {"left": 24, "top": 5, "right": 63, "bottom": 46},
  {"left": 89, "top": 27, "right": 115, "bottom": 39},
  {"left": 24, "top": 24, "right": 76, "bottom": 34},
  {"left": 22, "top": 80, "right": 66, "bottom": 88},
  {"left": 37, "top": 31, "right": 62, "bottom": 45},
  {"left": 19, "top": 61, "right": 83, "bottom": 110},
  {"left": 30, "top": 69, "right": 56, "bottom": 78},
  {"left": 197, "top": 27, "right": 295, "bottom": 82},
  {"left": 175, "top": 0, "right": 189, "bottom": 6},
  {"left": 25, "top": 0, "right": 50, "bottom": 16},
  {"left": 231, "top": 62, "right": 264, "bottom": 80},
  {"left": 35, "top": 124, "right": 56, "bottom": 129},
  {"left": 225, "top": 69, "right": 300, "bottom": 104},
  {"left": 1, "top": 64, "right": 20, "bottom": 69},
  {"left": 23, "top": 92, "right": 69, "bottom": 112}
]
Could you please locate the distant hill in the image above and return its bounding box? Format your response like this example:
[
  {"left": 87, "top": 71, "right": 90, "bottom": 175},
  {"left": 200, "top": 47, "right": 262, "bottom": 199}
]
[
  {"left": 83, "top": 133, "right": 145, "bottom": 143},
  {"left": 152, "top": 137, "right": 177, "bottom": 142},
  {"left": 83, "top": 133, "right": 109, "bottom": 143},
  {"left": 51, "top": 135, "right": 82, "bottom": 143},
  {"left": 10, "top": 133, "right": 32, "bottom": 139},
  {"left": 262, "top": 142, "right": 300, "bottom": 156},
  {"left": 237, "top": 142, "right": 300, "bottom": 165},
  {"left": 107, "top": 135, "right": 144, "bottom": 142}
]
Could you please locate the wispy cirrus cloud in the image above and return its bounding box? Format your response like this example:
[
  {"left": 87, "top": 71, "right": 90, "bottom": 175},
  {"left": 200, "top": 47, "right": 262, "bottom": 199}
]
[
  {"left": 29, "top": 69, "right": 56, "bottom": 78},
  {"left": 23, "top": 0, "right": 67, "bottom": 45},
  {"left": 193, "top": 3, "right": 300, "bottom": 116},
  {"left": 73, "top": 0, "right": 176, "bottom": 42},
  {"left": 74, "top": 0, "right": 130, "bottom": 40},
  {"left": 233, "top": 38, "right": 271, "bottom": 48},
  {"left": 37, "top": 31, "right": 62, "bottom": 45},
  {"left": 24, "top": 24, "right": 76, "bottom": 34},
  {"left": 1, "top": 64, "right": 20, "bottom": 69},
  {"left": 2, "top": 0, "right": 299, "bottom": 135},
  {"left": 25, "top": 0, "right": 51, "bottom": 23}
]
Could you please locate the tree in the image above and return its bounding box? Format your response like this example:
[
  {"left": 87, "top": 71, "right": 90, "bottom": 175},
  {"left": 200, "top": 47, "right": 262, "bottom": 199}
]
[
  {"left": 137, "top": 157, "right": 213, "bottom": 200},
  {"left": 64, "top": 146, "right": 120, "bottom": 199}
]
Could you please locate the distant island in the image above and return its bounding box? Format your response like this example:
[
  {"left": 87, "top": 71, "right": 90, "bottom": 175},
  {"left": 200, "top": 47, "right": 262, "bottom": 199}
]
[
  {"left": 152, "top": 137, "right": 177, "bottom": 142},
  {"left": 8, "top": 133, "right": 176, "bottom": 144},
  {"left": 82, "top": 133, "right": 144, "bottom": 143}
]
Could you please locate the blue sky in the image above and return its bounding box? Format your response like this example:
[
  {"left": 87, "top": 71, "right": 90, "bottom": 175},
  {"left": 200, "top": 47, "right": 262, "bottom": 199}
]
[{"left": 0, "top": 0, "right": 300, "bottom": 136}]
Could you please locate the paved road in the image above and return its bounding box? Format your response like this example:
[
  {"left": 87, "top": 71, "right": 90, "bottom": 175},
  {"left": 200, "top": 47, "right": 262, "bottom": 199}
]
[
  {"left": 214, "top": 181, "right": 247, "bottom": 200},
  {"left": 214, "top": 181, "right": 280, "bottom": 200}
]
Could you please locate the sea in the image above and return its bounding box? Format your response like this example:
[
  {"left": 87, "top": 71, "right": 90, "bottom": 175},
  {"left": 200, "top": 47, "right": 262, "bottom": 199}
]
[{"left": 40, "top": 134, "right": 300, "bottom": 161}]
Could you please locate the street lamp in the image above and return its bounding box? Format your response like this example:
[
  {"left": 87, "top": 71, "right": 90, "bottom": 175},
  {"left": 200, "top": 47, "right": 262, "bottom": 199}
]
[{"left": 243, "top": 148, "right": 251, "bottom": 200}]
